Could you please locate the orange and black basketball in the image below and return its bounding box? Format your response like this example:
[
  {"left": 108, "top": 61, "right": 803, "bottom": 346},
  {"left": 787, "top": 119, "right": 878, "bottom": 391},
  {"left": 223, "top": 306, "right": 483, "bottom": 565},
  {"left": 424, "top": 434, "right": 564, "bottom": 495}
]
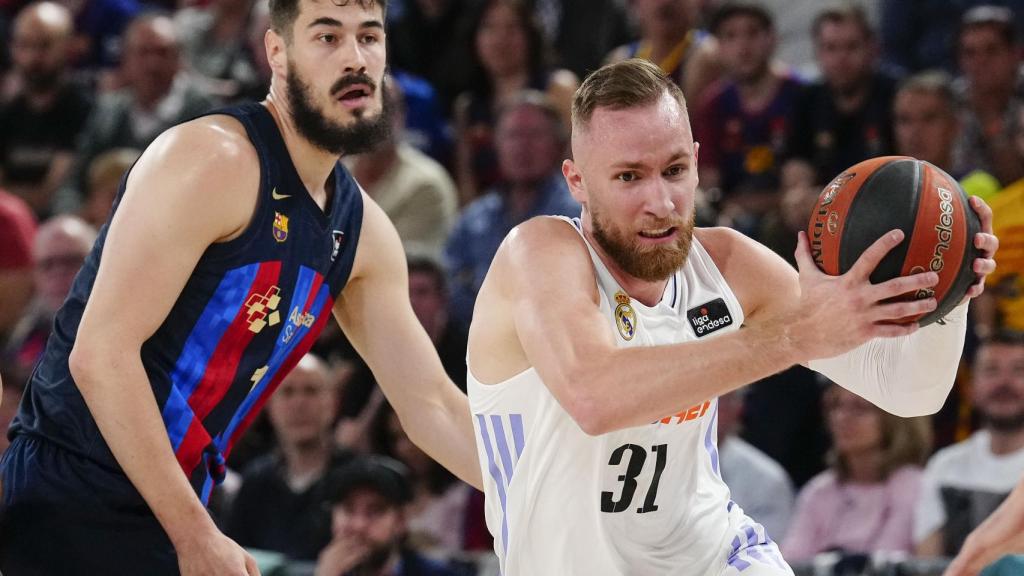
[{"left": 807, "top": 156, "right": 981, "bottom": 326}]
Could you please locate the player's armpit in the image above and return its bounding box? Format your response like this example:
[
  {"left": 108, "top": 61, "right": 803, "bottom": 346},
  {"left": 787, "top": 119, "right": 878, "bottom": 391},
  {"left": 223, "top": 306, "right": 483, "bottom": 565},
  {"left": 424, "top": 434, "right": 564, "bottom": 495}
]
[{"left": 333, "top": 194, "right": 482, "bottom": 489}]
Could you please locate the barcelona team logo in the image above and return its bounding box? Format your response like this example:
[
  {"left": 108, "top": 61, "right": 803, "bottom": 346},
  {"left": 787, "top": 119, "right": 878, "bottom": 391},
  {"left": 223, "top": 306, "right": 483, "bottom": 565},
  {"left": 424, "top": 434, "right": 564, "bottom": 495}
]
[
  {"left": 273, "top": 212, "right": 289, "bottom": 243},
  {"left": 614, "top": 291, "right": 637, "bottom": 341}
]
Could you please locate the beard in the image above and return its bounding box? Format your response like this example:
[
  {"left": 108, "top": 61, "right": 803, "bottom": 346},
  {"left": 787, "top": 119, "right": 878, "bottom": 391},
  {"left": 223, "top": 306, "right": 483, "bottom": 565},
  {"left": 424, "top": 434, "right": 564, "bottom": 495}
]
[
  {"left": 286, "top": 63, "right": 392, "bottom": 155},
  {"left": 979, "top": 386, "right": 1024, "bottom": 432},
  {"left": 589, "top": 203, "right": 695, "bottom": 282}
]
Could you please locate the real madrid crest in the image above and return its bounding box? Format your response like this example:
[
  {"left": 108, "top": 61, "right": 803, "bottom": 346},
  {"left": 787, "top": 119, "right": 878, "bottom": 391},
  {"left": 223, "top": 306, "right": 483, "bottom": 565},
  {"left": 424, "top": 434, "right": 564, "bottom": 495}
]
[{"left": 614, "top": 291, "right": 637, "bottom": 341}]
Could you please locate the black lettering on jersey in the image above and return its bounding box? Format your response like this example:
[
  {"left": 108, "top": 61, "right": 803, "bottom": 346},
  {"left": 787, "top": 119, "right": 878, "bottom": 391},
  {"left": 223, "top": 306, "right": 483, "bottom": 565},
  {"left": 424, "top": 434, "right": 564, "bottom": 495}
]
[{"left": 686, "top": 298, "right": 733, "bottom": 338}]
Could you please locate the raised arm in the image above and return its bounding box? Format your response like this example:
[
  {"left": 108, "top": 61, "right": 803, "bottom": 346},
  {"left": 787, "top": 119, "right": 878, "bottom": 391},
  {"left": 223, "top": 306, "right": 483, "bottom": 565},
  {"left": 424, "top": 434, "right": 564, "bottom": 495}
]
[
  {"left": 68, "top": 117, "right": 261, "bottom": 576},
  {"left": 333, "top": 194, "right": 482, "bottom": 489}
]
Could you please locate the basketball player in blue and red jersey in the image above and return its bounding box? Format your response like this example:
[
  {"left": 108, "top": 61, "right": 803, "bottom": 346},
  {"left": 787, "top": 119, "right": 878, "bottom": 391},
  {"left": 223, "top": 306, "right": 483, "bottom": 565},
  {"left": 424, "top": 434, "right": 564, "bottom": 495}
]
[{"left": 0, "top": 1, "right": 481, "bottom": 574}]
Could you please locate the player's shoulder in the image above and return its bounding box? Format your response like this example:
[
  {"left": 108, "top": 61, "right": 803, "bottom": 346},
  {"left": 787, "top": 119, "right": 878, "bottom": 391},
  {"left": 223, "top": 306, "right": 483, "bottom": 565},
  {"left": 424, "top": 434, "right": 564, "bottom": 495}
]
[
  {"left": 490, "top": 216, "right": 592, "bottom": 286},
  {"left": 505, "top": 216, "right": 587, "bottom": 258},
  {"left": 694, "top": 226, "right": 760, "bottom": 263},
  {"left": 152, "top": 114, "right": 258, "bottom": 171},
  {"left": 130, "top": 114, "right": 260, "bottom": 200}
]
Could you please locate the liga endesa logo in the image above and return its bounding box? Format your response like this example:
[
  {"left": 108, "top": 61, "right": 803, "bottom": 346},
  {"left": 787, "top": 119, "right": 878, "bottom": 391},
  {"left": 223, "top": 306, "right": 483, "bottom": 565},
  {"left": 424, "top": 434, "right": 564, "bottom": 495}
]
[{"left": 686, "top": 298, "right": 732, "bottom": 338}]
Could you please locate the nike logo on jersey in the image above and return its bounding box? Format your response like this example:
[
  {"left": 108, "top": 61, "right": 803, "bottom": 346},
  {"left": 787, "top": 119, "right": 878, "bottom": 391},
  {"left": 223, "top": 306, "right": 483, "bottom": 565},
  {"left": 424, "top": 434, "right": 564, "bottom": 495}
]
[{"left": 271, "top": 188, "right": 291, "bottom": 200}]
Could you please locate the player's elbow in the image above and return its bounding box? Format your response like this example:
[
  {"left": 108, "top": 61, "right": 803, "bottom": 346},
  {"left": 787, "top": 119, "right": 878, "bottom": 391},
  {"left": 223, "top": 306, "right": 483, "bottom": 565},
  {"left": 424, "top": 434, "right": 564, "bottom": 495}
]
[
  {"left": 69, "top": 339, "right": 127, "bottom": 393},
  {"left": 559, "top": 369, "right": 615, "bottom": 436}
]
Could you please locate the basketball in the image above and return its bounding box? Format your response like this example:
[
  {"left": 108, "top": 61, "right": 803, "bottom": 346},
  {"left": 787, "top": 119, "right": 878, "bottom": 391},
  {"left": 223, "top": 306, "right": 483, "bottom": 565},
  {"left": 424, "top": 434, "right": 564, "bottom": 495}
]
[{"left": 807, "top": 156, "right": 981, "bottom": 327}]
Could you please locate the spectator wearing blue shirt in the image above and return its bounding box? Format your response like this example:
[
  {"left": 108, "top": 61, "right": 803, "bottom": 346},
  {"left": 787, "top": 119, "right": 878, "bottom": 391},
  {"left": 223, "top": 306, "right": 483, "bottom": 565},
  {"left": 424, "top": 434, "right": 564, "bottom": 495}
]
[{"left": 443, "top": 90, "right": 579, "bottom": 330}]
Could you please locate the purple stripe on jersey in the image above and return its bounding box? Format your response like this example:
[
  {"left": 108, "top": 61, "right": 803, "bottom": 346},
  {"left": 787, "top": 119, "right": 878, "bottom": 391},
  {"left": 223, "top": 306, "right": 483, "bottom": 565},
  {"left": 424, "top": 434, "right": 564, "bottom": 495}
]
[
  {"left": 491, "top": 415, "right": 516, "bottom": 482},
  {"left": 476, "top": 414, "right": 510, "bottom": 561},
  {"left": 745, "top": 525, "right": 759, "bottom": 546},
  {"left": 218, "top": 266, "right": 324, "bottom": 449},
  {"left": 164, "top": 264, "right": 260, "bottom": 450},
  {"left": 731, "top": 535, "right": 743, "bottom": 556},
  {"left": 510, "top": 413, "right": 525, "bottom": 460},
  {"left": 728, "top": 554, "right": 751, "bottom": 571},
  {"left": 703, "top": 400, "right": 720, "bottom": 476}
]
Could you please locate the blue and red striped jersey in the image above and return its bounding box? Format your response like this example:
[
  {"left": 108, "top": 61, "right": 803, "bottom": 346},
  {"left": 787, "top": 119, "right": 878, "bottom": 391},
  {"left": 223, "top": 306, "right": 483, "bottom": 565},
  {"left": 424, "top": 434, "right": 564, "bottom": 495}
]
[{"left": 10, "top": 103, "right": 364, "bottom": 504}]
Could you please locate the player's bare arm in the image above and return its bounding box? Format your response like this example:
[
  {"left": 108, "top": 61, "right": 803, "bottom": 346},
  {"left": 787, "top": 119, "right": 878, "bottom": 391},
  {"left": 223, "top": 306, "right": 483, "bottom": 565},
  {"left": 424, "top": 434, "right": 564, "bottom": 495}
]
[
  {"left": 473, "top": 202, "right": 996, "bottom": 436},
  {"left": 68, "top": 116, "right": 262, "bottom": 576},
  {"left": 334, "top": 193, "right": 482, "bottom": 489},
  {"left": 945, "top": 476, "right": 1024, "bottom": 576}
]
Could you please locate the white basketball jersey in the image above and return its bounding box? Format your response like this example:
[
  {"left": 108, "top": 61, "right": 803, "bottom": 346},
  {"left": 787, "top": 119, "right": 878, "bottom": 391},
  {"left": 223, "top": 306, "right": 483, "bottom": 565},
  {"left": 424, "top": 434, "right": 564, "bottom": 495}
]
[{"left": 469, "top": 217, "right": 786, "bottom": 576}]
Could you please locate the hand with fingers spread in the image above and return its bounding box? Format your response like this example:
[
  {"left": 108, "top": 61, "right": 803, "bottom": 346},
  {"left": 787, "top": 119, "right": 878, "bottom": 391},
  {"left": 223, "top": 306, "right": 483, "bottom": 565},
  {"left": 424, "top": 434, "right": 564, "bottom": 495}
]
[
  {"left": 787, "top": 228, "right": 940, "bottom": 361},
  {"left": 960, "top": 195, "right": 1000, "bottom": 304}
]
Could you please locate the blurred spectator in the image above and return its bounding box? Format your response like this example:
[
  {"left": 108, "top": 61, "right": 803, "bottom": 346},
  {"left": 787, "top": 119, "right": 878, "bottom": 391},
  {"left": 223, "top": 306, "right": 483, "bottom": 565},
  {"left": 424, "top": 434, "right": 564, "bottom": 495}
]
[
  {"left": 315, "top": 456, "right": 464, "bottom": 576},
  {"left": 695, "top": 1, "right": 801, "bottom": 234},
  {"left": 371, "top": 401, "right": 485, "bottom": 556},
  {"left": 338, "top": 255, "right": 468, "bottom": 427},
  {"left": 387, "top": 0, "right": 474, "bottom": 116},
  {"left": 391, "top": 71, "right": 452, "bottom": 166},
  {"left": 893, "top": 71, "right": 962, "bottom": 175},
  {"left": 782, "top": 2, "right": 898, "bottom": 188},
  {"left": 445, "top": 91, "right": 579, "bottom": 330},
  {"left": 225, "top": 353, "right": 353, "bottom": 561},
  {"left": 345, "top": 80, "right": 457, "bottom": 259},
  {"left": 68, "top": 0, "right": 143, "bottom": 70},
  {"left": 235, "top": 0, "right": 271, "bottom": 102},
  {"left": 755, "top": 0, "right": 881, "bottom": 79},
  {"left": 952, "top": 5, "right": 1024, "bottom": 187},
  {"left": 175, "top": 0, "right": 262, "bottom": 102},
  {"left": 915, "top": 334, "right": 1024, "bottom": 557},
  {"left": 0, "top": 2, "right": 92, "bottom": 218},
  {"left": 783, "top": 385, "right": 930, "bottom": 561},
  {"left": 79, "top": 147, "right": 137, "bottom": 228},
  {"left": 718, "top": 388, "right": 795, "bottom": 541},
  {"left": 882, "top": 0, "right": 1024, "bottom": 74},
  {"left": 0, "top": 380, "right": 20, "bottom": 455},
  {"left": 0, "top": 189, "right": 36, "bottom": 344},
  {"left": 535, "top": 0, "right": 631, "bottom": 79},
  {"left": 452, "top": 0, "right": 577, "bottom": 203},
  {"left": 57, "top": 13, "right": 219, "bottom": 210},
  {"left": 976, "top": 104, "right": 1024, "bottom": 336},
  {"left": 606, "top": 0, "right": 722, "bottom": 103},
  {"left": 1, "top": 215, "right": 94, "bottom": 387}
]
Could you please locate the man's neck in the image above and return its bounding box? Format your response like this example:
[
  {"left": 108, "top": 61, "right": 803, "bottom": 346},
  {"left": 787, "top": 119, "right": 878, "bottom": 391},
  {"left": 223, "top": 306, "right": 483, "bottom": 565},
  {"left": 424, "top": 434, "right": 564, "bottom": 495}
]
[
  {"left": 736, "top": 69, "right": 780, "bottom": 110},
  {"left": 646, "top": 29, "right": 690, "bottom": 63},
  {"left": 829, "top": 74, "right": 873, "bottom": 114},
  {"left": 506, "top": 181, "right": 542, "bottom": 220},
  {"left": 969, "top": 85, "right": 1013, "bottom": 119},
  {"left": 282, "top": 436, "right": 331, "bottom": 480},
  {"left": 989, "top": 426, "right": 1024, "bottom": 456},
  {"left": 264, "top": 93, "right": 340, "bottom": 209},
  {"left": 581, "top": 223, "right": 671, "bottom": 308}
]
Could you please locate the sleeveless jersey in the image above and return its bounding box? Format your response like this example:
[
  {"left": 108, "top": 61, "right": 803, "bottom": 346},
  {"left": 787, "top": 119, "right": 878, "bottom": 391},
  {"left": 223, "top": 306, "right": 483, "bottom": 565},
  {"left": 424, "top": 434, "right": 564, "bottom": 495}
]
[
  {"left": 10, "top": 103, "right": 363, "bottom": 504},
  {"left": 468, "top": 217, "right": 790, "bottom": 575}
]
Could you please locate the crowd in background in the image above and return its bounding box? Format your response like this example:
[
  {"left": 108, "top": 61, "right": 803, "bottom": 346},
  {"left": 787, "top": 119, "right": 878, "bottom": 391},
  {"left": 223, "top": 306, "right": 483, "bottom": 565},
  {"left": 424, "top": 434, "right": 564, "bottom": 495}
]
[{"left": 0, "top": 0, "right": 1023, "bottom": 574}]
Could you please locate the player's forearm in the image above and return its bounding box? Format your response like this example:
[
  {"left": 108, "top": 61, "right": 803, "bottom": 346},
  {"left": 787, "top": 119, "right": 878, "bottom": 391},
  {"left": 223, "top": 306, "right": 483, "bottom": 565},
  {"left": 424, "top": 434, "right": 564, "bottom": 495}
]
[
  {"left": 571, "top": 320, "right": 800, "bottom": 434},
  {"left": 809, "top": 303, "right": 967, "bottom": 417},
  {"left": 400, "top": 382, "right": 483, "bottom": 490},
  {"left": 68, "top": 343, "right": 218, "bottom": 548}
]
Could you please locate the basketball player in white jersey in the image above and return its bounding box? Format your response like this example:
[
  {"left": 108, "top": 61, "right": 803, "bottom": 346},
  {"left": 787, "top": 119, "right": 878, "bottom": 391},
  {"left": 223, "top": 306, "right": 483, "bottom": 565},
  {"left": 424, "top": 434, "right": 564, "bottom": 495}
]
[{"left": 466, "top": 58, "right": 999, "bottom": 576}]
